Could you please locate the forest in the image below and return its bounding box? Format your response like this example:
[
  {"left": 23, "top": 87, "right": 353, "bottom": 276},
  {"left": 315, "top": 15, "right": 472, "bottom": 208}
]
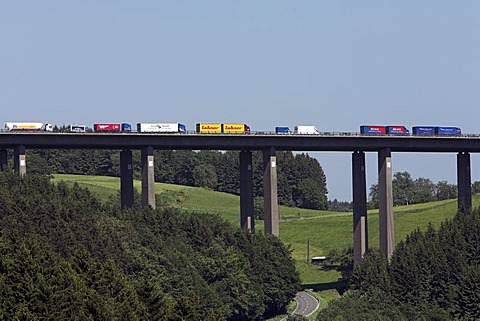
[
  {"left": 317, "top": 208, "right": 480, "bottom": 320},
  {"left": 3, "top": 150, "right": 480, "bottom": 320},
  {"left": 0, "top": 172, "right": 300, "bottom": 320}
]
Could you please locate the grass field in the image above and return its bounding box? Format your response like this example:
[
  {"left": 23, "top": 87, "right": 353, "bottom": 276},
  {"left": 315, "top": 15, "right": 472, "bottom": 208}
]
[{"left": 51, "top": 174, "right": 476, "bottom": 297}]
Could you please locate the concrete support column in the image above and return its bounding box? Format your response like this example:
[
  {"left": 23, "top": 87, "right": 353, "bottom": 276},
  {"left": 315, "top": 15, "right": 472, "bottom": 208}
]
[
  {"left": 240, "top": 150, "right": 255, "bottom": 231},
  {"left": 141, "top": 146, "right": 156, "bottom": 209},
  {"left": 120, "top": 150, "right": 134, "bottom": 209},
  {"left": 0, "top": 149, "right": 7, "bottom": 171},
  {"left": 378, "top": 148, "right": 394, "bottom": 259},
  {"left": 352, "top": 151, "right": 368, "bottom": 264},
  {"left": 457, "top": 152, "right": 472, "bottom": 212},
  {"left": 14, "top": 145, "right": 26, "bottom": 175},
  {"left": 263, "top": 147, "right": 279, "bottom": 236}
]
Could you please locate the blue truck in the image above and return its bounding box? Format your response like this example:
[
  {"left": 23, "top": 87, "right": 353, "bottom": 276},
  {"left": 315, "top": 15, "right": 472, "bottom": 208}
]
[
  {"left": 412, "top": 126, "right": 461, "bottom": 136},
  {"left": 436, "top": 126, "right": 461, "bottom": 136},
  {"left": 275, "top": 126, "right": 291, "bottom": 134}
]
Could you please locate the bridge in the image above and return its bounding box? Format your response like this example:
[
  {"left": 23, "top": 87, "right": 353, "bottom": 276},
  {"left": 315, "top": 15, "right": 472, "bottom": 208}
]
[{"left": 1, "top": 132, "right": 477, "bottom": 262}]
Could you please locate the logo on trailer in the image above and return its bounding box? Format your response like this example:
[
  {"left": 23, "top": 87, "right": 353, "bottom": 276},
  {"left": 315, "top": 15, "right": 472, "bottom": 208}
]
[
  {"left": 202, "top": 125, "right": 220, "bottom": 130},
  {"left": 224, "top": 125, "right": 242, "bottom": 130}
]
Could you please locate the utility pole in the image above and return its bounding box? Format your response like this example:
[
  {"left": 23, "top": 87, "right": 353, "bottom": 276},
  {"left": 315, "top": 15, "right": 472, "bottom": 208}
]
[{"left": 306, "top": 237, "right": 310, "bottom": 265}]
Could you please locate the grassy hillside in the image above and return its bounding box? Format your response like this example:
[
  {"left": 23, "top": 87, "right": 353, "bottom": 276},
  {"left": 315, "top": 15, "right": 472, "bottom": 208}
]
[{"left": 51, "top": 174, "right": 476, "bottom": 289}]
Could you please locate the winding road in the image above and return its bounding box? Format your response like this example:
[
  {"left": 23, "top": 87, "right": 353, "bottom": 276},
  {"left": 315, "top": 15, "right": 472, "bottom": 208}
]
[{"left": 282, "top": 291, "right": 319, "bottom": 320}]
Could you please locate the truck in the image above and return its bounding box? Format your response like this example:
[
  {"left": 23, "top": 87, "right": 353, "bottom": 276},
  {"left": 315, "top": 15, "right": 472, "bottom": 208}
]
[
  {"left": 196, "top": 123, "right": 250, "bottom": 134},
  {"left": 275, "top": 126, "right": 291, "bottom": 134},
  {"left": 137, "top": 123, "right": 186, "bottom": 133},
  {"left": 436, "top": 126, "right": 461, "bottom": 136},
  {"left": 5, "top": 122, "right": 53, "bottom": 132},
  {"left": 360, "top": 125, "right": 386, "bottom": 135},
  {"left": 93, "top": 123, "right": 132, "bottom": 132},
  {"left": 293, "top": 125, "right": 319, "bottom": 135},
  {"left": 412, "top": 126, "right": 461, "bottom": 136},
  {"left": 386, "top": 126, "right": 409, "bottom": 135}
]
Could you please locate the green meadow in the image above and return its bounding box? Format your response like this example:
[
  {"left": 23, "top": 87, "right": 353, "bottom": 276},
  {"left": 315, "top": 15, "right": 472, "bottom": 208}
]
[{"left": 51, "top": 174, "right": 476, "bottom": 290}]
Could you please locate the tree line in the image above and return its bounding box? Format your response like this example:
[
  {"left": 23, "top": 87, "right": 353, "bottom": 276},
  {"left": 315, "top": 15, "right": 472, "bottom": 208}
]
[
  {"left": 17, "top": 149, "right": 329, "bottom": 210},
  {"left": 0, "top": 172, "right": 301, "bottom": 320},
  {"left": 317, "top": 207, "right": 480, "bottom": 320},
  {"left": 367, "top": 171, "right": 479, "bottom": 209},
  {"left": 8, "top": 149, "right": 478, "bottom": 212}
]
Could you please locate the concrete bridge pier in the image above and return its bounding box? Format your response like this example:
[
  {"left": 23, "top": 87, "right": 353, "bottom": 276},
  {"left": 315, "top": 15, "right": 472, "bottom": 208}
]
[
  {"left": 240, "top": 150, "right": 254, "bottom": 231},
  {"left": 0, "top": 149, "right": 7, "bottom": 171},
  {"left": 352, "top": 151, "right": 368, "bottom": 264},
  {"left": 120, "top": 150, "right": 134, "bottom": 208},
  {"left": 457, "top": 152, "right": 471, "bottom": 212},
  {"left": 14, "top": 145, "right": 26, "bottom": 175},
  {"left": 378, "top": 148, "right": 394, "bottom": 260},
  {"left": 263, "top": 147, "right": 279, "bottom": 236},
  {"left": 141, "top": 146, "right": 156, "bottom": 209}
]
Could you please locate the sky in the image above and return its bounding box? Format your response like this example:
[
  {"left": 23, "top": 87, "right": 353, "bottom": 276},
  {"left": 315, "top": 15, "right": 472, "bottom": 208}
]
[{"left": 1, "top": 1, "right": 480, "bottom": 201}]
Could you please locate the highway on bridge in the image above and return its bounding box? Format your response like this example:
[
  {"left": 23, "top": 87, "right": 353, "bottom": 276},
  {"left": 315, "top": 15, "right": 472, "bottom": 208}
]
[{"left": 2, "top": 132, "right": 480, "bottom": 152}]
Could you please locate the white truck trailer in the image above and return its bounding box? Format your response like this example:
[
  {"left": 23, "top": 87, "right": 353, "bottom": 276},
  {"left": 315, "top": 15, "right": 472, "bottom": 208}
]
[
  {"left": 136, "top": 123, "right": 187, "bottom": 133},
  {"left": 293, "top": 125, "right": 320, "bottom": 135}
]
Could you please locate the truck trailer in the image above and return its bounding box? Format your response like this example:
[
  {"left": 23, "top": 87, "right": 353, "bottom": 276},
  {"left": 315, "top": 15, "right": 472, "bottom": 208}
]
[
  {"left": 222, "top": 123, "right": 250, "bottom": 134},
  {"left": 293, "top": 125, "right": 319, "bottom": 135},
  {"left": 436, "top": 126, "right": 461, "bottom": 136},
  {"left": 412, "top": 126, "right": 436, "bottom": 135},
  {"left": 137, "top": 123, "right": 186, "bottom": 133},
  {"left": 386, "top": 126, "right": 409, "bottom": 135},
  {"left": 196, "top": 123, "right": 222, "bottom": 133},
  {"left": 360, "top": 125, "right": 387, "bottom": 135}
]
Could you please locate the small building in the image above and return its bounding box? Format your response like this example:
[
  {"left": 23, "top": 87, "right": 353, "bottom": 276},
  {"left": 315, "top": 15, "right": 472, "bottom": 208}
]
[{"left": 311, "top": 256, "right": 327, "bottom": 265}]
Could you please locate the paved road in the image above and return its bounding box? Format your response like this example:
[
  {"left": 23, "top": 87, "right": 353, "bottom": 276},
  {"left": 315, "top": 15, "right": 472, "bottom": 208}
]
[
  {"left": 292, "top": 291, "right": 319, "bottom": 316},
  {"left": 282, "top": 291, "right": 319, "bottom": 320}
]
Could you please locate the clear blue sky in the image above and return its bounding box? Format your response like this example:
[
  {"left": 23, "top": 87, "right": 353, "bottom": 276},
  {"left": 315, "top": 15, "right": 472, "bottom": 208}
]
[{"left": 1, "top": 1, "right": 479, "bottom": 201}]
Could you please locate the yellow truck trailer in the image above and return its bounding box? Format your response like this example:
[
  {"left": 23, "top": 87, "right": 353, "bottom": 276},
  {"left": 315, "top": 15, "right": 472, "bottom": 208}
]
[
  {"left": 196, "top": 123, "right": 222, "bottom": 133},
  {"left": 222, "top": 123, "right": 250, "bottom": 134}
]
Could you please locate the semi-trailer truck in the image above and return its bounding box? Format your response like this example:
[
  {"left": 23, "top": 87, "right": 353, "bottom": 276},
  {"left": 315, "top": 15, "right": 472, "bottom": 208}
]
[
  {"left": 4, "top": 122, "right": 53, "bottom": 132},
  {"left": 93, "top": 123, "right": 132, "bottom": 132},
  {"left": 196, "top": 123, "right": 250, "bottom": 134},
  {"left": 435, "top": 126, "right": 461, "bottom": 136},
  {"left": 361, "top": 125, "right": 408, "bottom": 135},
  {"left": 293, "top": 125, "right": 319, "bottom": 135},
  {"left": 412, "top": 126, "right": 461, "bottom": 136},
  {"left": 137, "top": 123, "right": 186, "bottom": 133}
]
